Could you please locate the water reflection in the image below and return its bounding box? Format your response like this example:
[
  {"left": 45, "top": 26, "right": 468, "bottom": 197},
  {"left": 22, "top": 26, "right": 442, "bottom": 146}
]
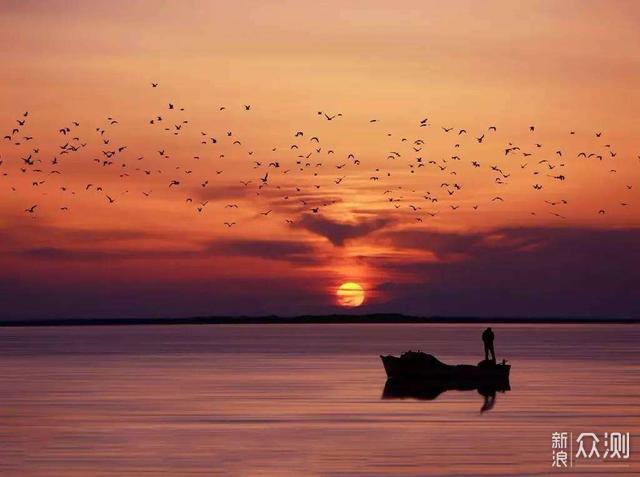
[
  {"left": 382, "top": 377, "right": 511, "bottom": 413},
  {"left": 0, "top": 324, "right": 638, "bottom": 476}
]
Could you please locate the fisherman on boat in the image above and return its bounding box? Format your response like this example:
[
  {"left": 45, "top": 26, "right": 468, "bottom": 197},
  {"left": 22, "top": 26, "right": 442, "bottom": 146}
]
[{"left": 482, "top": 327, "right": 496, "bottom": 363}]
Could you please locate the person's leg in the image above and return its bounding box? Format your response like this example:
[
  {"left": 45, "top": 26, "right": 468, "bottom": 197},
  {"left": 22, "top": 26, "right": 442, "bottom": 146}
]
[
  {"left": 490, "top": 344, "right": 496, "bottom": 361},
  {"left": 484, "top": 344, "right": 489, "bottom": 361}
]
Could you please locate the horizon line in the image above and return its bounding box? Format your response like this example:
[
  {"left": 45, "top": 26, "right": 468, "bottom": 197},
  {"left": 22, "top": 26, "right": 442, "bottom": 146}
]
[{"left": 1, "top": 313, "right": 639, "bottom": 327}]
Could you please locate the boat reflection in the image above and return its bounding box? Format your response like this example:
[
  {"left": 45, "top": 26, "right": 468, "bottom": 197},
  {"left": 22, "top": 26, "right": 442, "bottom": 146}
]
[{"left": 382, "top": 377, "right": 511, "bottom": 413}]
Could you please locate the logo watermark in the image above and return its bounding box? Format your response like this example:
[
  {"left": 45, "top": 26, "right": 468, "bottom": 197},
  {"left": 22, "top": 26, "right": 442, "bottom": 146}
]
[{"left": 552, "top": 431, "right": 631, "bottom": 470}]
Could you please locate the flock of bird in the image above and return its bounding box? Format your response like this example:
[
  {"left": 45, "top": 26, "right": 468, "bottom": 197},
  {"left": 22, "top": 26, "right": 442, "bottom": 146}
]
[{"left": 2, "top": 82, "right": 638, "bottom": 233}]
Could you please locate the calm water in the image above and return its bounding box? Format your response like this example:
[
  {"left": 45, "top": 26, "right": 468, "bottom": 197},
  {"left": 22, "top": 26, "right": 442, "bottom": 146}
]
[{"left": 0, "top": 324, "right": 638, "bottom": 476}]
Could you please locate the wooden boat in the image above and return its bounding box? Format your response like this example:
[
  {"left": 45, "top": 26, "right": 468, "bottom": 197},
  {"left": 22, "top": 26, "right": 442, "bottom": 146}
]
[{"left": 380, "top": 350, "right": 510, "bottom": 382}]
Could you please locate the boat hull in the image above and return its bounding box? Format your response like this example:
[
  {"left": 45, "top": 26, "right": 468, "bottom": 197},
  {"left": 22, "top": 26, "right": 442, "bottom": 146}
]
[{"left": 380, "top": 354, "right": 510, "bottom": 383}]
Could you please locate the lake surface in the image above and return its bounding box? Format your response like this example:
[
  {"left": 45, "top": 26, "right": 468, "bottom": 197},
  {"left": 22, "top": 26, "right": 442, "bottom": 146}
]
[{"left": 0, "top": 324, "right": 638, "bottom": 476}]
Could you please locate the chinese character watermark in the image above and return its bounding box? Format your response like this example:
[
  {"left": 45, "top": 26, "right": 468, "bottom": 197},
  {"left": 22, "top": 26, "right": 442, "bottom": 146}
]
[
  {"left": 551, "top": 431, "right": 631, "bottom": 470},
  {"left": 552, "top": 432, "right": 569, "bottom": 468}
]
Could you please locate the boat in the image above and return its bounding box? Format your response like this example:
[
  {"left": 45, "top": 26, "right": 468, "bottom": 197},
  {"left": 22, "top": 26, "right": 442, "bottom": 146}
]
[{"left": 380, "top": 350, "right": 510, "bottom": 383}]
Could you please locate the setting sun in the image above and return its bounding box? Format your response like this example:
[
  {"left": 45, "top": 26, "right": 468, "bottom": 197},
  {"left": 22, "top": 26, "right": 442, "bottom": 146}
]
[{"left": 336, "top": 282, "right": 365, "bottom": 308}]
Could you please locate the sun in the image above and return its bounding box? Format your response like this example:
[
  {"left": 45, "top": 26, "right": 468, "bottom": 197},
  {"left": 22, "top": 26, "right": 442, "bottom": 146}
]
[{"left": 336, "top": 282, "right": 365, "bottom": 307}]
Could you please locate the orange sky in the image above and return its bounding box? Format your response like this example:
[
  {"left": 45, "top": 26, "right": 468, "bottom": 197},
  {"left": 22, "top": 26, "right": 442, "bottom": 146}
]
[{"left": 1, "top": 1, "right": 639, "bottom": 318}]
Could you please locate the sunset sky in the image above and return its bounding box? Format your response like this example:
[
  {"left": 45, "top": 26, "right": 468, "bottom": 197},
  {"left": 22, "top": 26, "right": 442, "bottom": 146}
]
[{"left": 1, "top": 1, "right": 639, "bottom": 319}]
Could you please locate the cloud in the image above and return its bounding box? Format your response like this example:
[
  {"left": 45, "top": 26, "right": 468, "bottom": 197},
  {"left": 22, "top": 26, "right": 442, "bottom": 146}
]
[
  {"left": 367, "top": 226, "right": 640, "bottom": 318},
  {"left": 205, "top": 239, "right": 319, "bottom": 264},
  {"left": 0, "top": 273, "right": 334, "bottom": 321},
  {"left": 6, "top": 225, "right": 640, "bottom": 319},
  {"left": 381, "top": 228, "right": 487, "bottom": 259},
  {"left": 0, "top": 224, "right": 164, "bottom": 249},
  {"left": 297, "top": 214, "right": 393, "bottom": 246},
  {"left": 19, "top": 247, "right": 198, "bottom": 261},
  {"left": 18, "top": 239, "right": 319, "bottom": 265}
]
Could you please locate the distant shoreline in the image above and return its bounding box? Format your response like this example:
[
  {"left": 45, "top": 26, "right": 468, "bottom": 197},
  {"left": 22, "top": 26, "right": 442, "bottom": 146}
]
[{"left": 1, "top": 314, "right": 638, "bottom": 327}]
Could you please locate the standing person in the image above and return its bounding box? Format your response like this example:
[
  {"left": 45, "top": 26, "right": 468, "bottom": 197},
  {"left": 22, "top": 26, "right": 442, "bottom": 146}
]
[{"left": 482, "top": 327, "right": 496, "bottom": 362}]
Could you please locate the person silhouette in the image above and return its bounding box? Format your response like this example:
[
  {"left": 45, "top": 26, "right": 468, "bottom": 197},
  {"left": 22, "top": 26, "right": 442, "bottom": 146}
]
[{"left": 482, "top": 327, "right": 496, "bottom": 362}]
